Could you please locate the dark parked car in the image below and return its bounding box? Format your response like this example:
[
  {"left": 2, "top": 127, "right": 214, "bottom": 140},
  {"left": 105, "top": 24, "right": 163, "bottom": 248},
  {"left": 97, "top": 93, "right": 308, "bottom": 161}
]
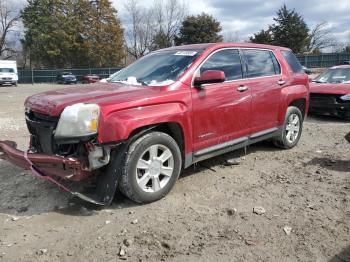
[
  {"left": 338, "top": 61, "right": 350, "bottom": 65},
  {"left": 56, "top": 72, "right": 77, "bottom": 84},
  {"left": 310, "top": 65, "right": 350, "bottom": 118},
  {"left": 82, "top": 74, "right": 100, "bottom": 84},
  {"left": 0, "top": 43, "right": 309, "bottom": 205}
]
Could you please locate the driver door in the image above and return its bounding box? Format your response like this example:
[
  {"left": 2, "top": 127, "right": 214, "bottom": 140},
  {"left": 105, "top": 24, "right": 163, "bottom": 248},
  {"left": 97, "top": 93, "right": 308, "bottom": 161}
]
[{"left": 191, "top": 48, "right": 252, "bottom": 153}]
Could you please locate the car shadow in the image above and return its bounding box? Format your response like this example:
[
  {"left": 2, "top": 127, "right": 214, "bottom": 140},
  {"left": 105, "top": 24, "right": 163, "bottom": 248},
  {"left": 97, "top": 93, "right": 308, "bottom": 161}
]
[
  {"left": 181, "top": 140, "right": 278, "bottom": 178},
  {"left": 55, "top": 191, "right": 139, "bottom": 216},
  {"left": 305, "top": 157, "right": 350, "bottom": 173},
  {"left": 0, "top": 141, "right": 281, "bottom": 217},
  {"left": 328, "top": 246, "right": 350, "bottom": 262},
  {"left": 55, "top": 142, "right": 279, "bottom": 216},
  {"left": 51, "top": 139, "right": 350, "bottom": 217},
  {"left": 307, "top": 114, "right": 350, "bottom": 124}
]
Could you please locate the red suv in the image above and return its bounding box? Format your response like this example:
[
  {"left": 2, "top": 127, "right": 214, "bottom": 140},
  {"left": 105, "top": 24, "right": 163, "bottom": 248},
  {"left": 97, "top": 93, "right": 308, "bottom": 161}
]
[{"left": 0, "top": 43, "right": 309, "bottom": 205}]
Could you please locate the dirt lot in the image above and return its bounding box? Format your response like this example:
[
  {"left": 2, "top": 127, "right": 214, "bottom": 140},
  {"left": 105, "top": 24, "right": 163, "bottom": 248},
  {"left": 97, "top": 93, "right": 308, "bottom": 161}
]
[{"left": 0, "top": 84, "right": 349, "bottom": 262}]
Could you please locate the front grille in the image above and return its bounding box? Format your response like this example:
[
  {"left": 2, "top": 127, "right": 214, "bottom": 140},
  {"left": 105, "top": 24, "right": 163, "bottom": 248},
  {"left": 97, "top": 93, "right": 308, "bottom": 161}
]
[
  {"left": 26, "top": 111, "right": 59, "bottom": 154},
  {"left": 1, "top": 77, "right": 11, "bottom": 81},
  {"left": 27, "top": 111, "right": 59, "bottom": 123},
  {"left": 310, "top": 93, "right": 342, "bottom": 104}
]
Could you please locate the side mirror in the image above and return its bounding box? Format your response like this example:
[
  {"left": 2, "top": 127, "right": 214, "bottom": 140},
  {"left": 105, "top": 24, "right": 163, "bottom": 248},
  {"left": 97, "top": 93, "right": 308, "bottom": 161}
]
[{"left": 194, "top": 70, "right": 225, "bottom": 87}]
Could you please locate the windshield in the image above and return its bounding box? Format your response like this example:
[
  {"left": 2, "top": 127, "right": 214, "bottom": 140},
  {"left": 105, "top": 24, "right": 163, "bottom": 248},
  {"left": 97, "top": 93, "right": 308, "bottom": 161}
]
[
  {"left": 109, "top": 50, "right": 201, "bottom": 86},
  {"left": 0, "top": 68, "right": 14, "bottom": 73},
  {"left": 313, "top": 68, "right": 350, "bottom": 84}
]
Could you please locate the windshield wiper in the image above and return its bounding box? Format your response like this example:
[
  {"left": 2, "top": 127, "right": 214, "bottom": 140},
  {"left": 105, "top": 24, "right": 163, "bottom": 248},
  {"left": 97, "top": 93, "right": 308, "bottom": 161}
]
[{"left": 109, "top": 80, "right": 125, "bottom": 83}]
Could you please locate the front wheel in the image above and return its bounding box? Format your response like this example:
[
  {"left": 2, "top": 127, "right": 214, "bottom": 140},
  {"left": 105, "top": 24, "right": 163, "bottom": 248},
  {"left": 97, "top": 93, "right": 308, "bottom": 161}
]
[
  {"left": 118, "top": 132, "right": 182, "bottom": 203},
  {"left": 273, "top": 106, "right": 303, "bottom": 149}
]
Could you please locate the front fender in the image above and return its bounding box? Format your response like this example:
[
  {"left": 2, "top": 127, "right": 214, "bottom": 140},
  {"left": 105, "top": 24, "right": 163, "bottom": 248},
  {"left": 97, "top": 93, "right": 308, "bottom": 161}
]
[{"left": 97, "top": 103, "right": 192, "bottom": 152}]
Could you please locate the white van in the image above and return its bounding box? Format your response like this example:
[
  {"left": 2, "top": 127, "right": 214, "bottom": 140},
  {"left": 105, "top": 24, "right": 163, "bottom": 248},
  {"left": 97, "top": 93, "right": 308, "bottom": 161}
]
[{"left": 0, "top": 60, "right": 18, "bottom": 86}]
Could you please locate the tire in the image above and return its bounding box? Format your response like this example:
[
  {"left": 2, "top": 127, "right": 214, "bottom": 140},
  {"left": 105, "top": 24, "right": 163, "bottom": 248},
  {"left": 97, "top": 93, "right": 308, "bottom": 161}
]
[
  {"left": 118, "top": 132, "right": 182, "bottom": 203},
  {"left": 273, "top": 106, "right": 303, "bottom": 149}
]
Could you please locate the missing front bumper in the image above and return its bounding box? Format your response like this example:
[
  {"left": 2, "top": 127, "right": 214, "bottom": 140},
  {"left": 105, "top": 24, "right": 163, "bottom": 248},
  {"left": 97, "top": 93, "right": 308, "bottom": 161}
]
[
  {"left": 0, "top": 140, "right": 105, "bottom": 205},
  {"left": 310, "top": 95, "right": 350, "bottom": 118},
  {"left": 0, "top": 140, "right": 91, "bottom": 180}
]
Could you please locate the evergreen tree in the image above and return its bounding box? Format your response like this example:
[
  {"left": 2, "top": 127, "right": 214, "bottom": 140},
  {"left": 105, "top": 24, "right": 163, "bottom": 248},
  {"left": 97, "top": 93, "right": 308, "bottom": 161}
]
[
  {"left": 150, "top": 31, "right": 173, "bottom": 51},
  {"left": 250, "top": 5, "right": 309, "bottom": 53},
  {"left": 175, "top": 13, "right": 223, "bottom": 45},
  {"left": 270, "top": 5, "right": 309, "bottom": 53},
  {"left": 250, "top": 29, "right": 273, "bottom": 44},
  {"left": 22, "top": 0, "right": 125, "bottom": 68}
]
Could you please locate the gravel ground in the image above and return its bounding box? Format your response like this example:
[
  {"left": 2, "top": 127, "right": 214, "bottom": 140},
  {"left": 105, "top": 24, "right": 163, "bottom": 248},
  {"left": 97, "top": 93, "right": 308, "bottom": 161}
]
[{"left": 0, "top": 84, "right": 349, "bottom": 262}]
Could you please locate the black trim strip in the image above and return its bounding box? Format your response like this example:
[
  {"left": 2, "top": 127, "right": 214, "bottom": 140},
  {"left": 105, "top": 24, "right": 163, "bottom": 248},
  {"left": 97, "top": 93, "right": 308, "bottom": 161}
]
[
  {"left": 191, "top": 126, "right": 282, "bottom": 164},
  {"left": 250, "top": 127, "right": 279, "bottom": 139},
  {"left": 194, "top": 136, "right": 248, "bottom": 157}
]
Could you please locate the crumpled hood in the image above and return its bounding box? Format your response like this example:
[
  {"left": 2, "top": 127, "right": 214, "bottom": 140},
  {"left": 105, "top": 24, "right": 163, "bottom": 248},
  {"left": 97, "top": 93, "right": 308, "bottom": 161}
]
[
  {"left": 310, "top": 83, "right": 350, "bottom": 95},
  {"left": 25, "top": 82, "right": 164, "bottom": 116}
]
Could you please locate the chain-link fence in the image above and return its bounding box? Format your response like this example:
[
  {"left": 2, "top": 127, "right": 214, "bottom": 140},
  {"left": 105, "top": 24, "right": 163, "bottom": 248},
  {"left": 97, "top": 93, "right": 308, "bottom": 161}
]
[
  {"left": 18, "top": 67, "right": 122, "bottom": 84},
  {"left": 16, "top": 53, "right": 350, "bottom": 83},
  {"left": 297, "top": 53, "right": 350, "bottom": 68}
]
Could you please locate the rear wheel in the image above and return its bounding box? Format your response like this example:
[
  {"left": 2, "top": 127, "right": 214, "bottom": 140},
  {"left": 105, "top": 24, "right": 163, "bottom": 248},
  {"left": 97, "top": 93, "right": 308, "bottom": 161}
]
[
  {"left": 273, "top": 106, "right": 303, "bottom": 149},
  {"left": 118, "top": 132, "right": 182, "bottom": 203}
]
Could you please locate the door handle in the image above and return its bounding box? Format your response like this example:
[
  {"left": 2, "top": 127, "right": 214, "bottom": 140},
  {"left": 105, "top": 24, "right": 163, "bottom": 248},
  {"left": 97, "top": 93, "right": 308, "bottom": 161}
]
[
  {"left": 237, "top": 85, "right": 248, "bottom": 92},
  {"left": 277, "top": 79, "right": 286, "bottom": 86}
]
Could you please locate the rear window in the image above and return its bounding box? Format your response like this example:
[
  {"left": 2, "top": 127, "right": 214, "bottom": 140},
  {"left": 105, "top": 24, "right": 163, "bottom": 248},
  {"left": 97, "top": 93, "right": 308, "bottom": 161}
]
[
  {"left": 242, "top": 49, "right": 278, "bottom": 78},
  {"left": 281, "top": 51, "right": 303, "bottom": 73}
]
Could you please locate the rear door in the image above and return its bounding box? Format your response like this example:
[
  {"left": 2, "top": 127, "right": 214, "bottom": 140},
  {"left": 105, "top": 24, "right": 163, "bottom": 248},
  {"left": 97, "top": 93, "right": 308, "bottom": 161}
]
[
  {"left": 240, "top": 49, "right": 283, "bottom": 133},
  {"left": 191, "top": 48, "right": 252, "bottom": 152}
]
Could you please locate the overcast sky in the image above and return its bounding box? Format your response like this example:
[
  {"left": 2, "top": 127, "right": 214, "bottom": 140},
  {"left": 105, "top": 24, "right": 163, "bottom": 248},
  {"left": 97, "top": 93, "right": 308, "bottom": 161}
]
[
  {"left": 116, "top": 0, "right": 350, "bottom": 43},
  {"left": 11, "top": 0, "right": 350, "bottom": 44}
]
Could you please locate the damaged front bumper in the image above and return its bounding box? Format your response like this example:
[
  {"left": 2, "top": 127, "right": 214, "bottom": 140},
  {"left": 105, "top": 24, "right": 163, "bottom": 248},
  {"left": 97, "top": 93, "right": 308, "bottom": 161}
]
[
  {"left": 310, "top": 94, "right": 350, "bottom": 118},
  {"left": 0, "top": 140, "right": 105, "bottom": 205}
]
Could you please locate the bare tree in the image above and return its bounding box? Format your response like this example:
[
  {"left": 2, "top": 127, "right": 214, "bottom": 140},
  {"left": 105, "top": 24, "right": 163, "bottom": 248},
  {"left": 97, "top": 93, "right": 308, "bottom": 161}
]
[
  {"left": 223, "top": 31, "right": 241, "bottom": 42},
  {"left": 123, "top": 0, "right": 154, "bottom": 60},
  {"left": 305, "top": 21, "right": 335, "bottom": 53},
  {"left": 151, "top": 0, "right": 187, "bottom": 49},
  {"left": 123, "top": 0, "right": 187, "bottom": 59},
  {"left": 0, "top": 0, "right": 21, "bottom": 59}
]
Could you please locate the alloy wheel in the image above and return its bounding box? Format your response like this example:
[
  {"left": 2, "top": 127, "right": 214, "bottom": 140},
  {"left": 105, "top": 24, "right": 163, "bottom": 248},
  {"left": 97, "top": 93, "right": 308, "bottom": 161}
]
[
  {"left": 135, "top": 144, "right": 174, "bottom": 193},
  {"left": 285, "top": 113, "right": 300, "bottom": 143}
]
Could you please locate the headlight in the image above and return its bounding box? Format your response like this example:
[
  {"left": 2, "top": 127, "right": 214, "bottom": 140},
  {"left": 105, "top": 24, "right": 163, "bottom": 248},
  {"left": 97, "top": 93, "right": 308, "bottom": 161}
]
[
  {"left": 340, "top": 94, "right": 350, "bottom": 101},
  {"left": 54, "top": 103, "right": 100, "bottom": 139}
]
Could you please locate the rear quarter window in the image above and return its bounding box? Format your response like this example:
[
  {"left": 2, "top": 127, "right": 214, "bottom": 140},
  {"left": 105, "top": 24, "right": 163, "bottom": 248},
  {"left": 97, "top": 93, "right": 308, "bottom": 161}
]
[
  {"left": 270, "top": 52, "right": 281, "bottom": 75},
  {"left": 281, "top": 50, "right": 303, "bottom": 74}
]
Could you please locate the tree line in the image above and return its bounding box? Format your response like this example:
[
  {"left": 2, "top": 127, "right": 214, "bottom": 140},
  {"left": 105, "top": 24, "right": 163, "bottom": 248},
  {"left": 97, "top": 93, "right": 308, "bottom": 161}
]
[{"left": 1, "top": 0, "right": 349, "bottom": 69}]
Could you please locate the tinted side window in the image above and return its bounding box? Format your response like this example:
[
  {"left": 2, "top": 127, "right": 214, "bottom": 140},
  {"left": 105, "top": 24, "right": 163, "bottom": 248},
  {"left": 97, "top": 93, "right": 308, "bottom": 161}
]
[
  {"left": 200, "top": 49, "right": 243, "bottom": 81},
  {"left": 281, "top": 50, "right": 303, "bottom": 73},
  {"left": 242, "top": 49, "right": 276, "bottom": 78}
]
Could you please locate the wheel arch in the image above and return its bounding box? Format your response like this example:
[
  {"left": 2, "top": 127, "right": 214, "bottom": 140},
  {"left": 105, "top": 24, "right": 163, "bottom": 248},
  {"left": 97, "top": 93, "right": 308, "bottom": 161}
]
[
  {"left": 127, "top": 122, "right": 186, "bottom": 167},
  {"left": 289, "top": 98, "right": 307, "bottom": 119}
]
